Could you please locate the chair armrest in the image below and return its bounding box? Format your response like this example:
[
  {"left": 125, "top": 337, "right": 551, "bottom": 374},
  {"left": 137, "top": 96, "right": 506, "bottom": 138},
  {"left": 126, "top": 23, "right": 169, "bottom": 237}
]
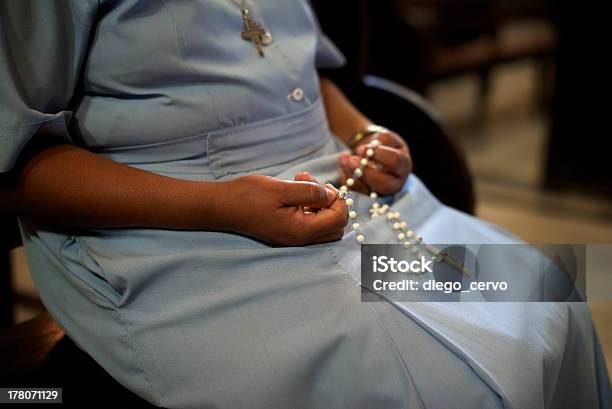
[{"left": 363, "top": 75, "right": 444, "bottom": 125}]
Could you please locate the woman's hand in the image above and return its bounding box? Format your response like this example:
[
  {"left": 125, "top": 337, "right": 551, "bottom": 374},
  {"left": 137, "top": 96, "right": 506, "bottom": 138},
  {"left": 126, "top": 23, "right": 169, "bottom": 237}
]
[
  {"left": 338, "top": 130, "right": 412, "bottom": 196},
  {"left": 224, "top": 174, "right": 347, "bottom": 246}
]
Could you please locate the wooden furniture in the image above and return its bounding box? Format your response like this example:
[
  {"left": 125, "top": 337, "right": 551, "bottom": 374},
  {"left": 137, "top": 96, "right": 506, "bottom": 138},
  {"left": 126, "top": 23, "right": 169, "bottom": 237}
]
[{"left": 318, "top": 0, "right": 558, "bottom": 114}]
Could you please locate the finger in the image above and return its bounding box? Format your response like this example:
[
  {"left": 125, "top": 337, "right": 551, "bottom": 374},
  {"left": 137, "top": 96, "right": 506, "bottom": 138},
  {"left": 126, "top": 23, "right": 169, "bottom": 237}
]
[
  {"left": 358, "top": 146, "right": 412, "bottom": 177},
  {"left": 294, "top": 172, "right": 318, "bottom": 183},
  {"left": 357, "top": 132, "right": 405, "bottom": 150},
  {"left": 294, "top": 173, "right": 324, "bottom": 213},
  {"left": 338, "top": 152, "right": 351, "bottom": 175},
  {"left": 280, "top": 181, "right": 336, "bottom": 208},
  {"left": 339, "top": 153, "right": 370, "bottom": 192},
  {"left": 359, "top": 163, "right": 404, "bottom": 196},
  {"left": 299, "top": 194, "right": 348, "bottom": 238},
  {"left": 310, "top": 230, "right": 345, "bottom": 244},
  {"left": 339, "top": 166, "right": 369, "bottom": 194},
  {"left": 324, "top": 183, "right": 340, "bottom": 198}
]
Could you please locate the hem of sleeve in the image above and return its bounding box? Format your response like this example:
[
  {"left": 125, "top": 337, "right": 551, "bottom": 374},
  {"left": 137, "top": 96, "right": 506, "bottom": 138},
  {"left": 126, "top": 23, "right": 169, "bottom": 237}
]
[
  {"left": 0, "top": 112, "right": 73, "bottom": 174},
  {"left": 315, "top": 34, "right": 347, "bottom": 69}
]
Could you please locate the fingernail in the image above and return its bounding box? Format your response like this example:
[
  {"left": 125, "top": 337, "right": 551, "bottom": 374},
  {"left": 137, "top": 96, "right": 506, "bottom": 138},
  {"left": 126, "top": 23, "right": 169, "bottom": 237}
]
[{"left": 325, "top": 186, "right": 336, "bottom": 202}]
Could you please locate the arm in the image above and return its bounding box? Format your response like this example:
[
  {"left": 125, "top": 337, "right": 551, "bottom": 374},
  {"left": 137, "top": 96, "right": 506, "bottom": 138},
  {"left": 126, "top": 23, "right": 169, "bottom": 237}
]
[
  {"left": 319, "top": 76, "right": 413, "bottom": 195},
  {"left": 319, "top": 77, "right": 373, "bottom": 145},
  {"left": 0, "top": 3, "right": 346, "bottom": 246},
  {"left": 0, "top": 143, "right": 347, "bottom": 246},
  {"left": 0, "top": 143, "right": 222, "bottom": 230}
]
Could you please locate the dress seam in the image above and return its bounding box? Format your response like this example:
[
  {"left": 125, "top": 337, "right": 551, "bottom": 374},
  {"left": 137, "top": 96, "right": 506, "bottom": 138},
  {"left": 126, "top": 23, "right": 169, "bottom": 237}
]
[
  {"left": 326, "top": 245, "right": 427, "bottom": 407},
  {"left": 115, "top": 307, "right": 163, "bottom": 406},
  {"left": 157, "top": 0, "right": 221, "bottom": 125}
]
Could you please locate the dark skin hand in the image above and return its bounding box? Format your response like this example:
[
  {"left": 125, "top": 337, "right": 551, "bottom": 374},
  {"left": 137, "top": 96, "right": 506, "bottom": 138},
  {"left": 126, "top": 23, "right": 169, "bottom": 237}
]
[
  {"left": 0, "top": 144, "right": 347, "bottom": 246},
  {"left": 338, "top": 131, "right": 412, "bottom": 196},
  {"left": 0, "top": 76, "right": 408, "bottom": 246},
  {"left": 225, "top": 174, "right": 347, "bottom": 245},
  {"left": 319, "top": 77, "right": 413, "bottom": 196}
]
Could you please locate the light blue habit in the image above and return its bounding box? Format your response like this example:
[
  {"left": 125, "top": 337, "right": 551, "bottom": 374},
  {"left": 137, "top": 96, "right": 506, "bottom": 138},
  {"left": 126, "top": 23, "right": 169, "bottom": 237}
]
[{"left": 1, "top": 1, "right": 610, "bottom": 408}]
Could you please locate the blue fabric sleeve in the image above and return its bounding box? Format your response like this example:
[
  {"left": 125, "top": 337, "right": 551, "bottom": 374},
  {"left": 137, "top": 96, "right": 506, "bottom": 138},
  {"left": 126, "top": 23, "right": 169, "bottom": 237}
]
[
  {"left": 0, "top": 1, "right": 98, "bottom": 173},
  {"left": 315, "top": 33, "right": 346, "bottom": 69},
  {"left": 306, "top": 2, "right": 346, "bottom": 69}
]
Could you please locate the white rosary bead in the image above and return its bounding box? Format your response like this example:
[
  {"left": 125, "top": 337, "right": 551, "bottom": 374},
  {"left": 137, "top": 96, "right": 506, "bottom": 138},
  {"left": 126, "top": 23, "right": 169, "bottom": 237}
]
[{"left": 335, "top": 138, "right": 435, "bottom": 271}]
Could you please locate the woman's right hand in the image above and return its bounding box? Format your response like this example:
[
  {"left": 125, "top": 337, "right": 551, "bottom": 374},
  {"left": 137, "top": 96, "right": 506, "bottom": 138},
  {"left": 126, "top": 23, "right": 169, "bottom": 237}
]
[{"left": 223, "top": 174, "right": 348, "bottom": 246}]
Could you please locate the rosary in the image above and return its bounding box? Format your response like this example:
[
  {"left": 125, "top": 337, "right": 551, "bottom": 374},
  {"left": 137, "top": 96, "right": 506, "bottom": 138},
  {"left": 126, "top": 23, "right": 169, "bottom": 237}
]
[{"left": 337, "top": 137, "right": 471, "bottom": 277}]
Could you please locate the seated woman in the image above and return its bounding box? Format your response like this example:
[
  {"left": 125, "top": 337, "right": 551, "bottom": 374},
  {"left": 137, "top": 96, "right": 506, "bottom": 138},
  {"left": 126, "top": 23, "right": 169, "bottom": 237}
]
[{"left": 0, "top": 1, "right": 609, "bottom": 408}]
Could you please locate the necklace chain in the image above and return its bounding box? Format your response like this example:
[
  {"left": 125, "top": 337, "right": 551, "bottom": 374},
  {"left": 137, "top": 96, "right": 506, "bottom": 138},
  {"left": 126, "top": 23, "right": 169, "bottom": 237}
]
[
  {"left": 223, "top": 0, "right": 269, "bottom": 57},
  {"left": 225, "top": 0, "right": 247, "bottom": 12}
]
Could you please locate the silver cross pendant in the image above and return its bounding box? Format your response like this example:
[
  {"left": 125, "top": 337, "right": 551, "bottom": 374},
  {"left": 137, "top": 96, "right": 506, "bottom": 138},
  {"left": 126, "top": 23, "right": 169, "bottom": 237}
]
[{"left": 240, "top": 9, "right": 266, "bottom": 57}]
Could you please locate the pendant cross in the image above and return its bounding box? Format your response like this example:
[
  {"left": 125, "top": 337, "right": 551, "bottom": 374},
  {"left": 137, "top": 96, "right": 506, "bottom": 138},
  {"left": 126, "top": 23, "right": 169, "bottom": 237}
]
[{"left": 240, "top": 9, "right": 266, "bottom": 58}]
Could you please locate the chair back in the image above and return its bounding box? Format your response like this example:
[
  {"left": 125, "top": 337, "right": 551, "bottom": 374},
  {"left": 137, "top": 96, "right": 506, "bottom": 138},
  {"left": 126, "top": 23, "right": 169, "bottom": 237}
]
[{"left": 344, "top": 76, "right": 475, "bottom": 214}]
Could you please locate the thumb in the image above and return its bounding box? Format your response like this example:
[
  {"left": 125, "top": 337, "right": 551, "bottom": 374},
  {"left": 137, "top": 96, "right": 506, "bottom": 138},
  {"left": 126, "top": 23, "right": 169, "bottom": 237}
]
[
  {"left": 279, "top": 181, "right": 336, "bottom": 208},
  {"left": 294, "top": 171, "right": 318, "bottom": 183}
]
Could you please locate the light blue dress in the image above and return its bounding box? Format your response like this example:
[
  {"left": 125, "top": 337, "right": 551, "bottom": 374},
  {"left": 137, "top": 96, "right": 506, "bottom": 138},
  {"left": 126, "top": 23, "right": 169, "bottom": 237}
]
[{"left": 1, "top": 1, "right": 610, "bottom": 408}]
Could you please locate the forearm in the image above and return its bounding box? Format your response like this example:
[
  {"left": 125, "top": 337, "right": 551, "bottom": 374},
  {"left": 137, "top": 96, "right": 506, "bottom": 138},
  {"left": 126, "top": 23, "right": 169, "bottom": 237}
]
[
  {"left": 0, "top": 144, "right": 227, "bottom": 230},
  {"left": 319, "top": 76, "right": 372, "bottom": 144}
]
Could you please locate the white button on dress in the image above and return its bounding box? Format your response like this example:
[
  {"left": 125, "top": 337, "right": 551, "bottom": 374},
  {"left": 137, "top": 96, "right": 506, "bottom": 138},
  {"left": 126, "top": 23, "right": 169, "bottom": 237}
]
[{"left": 291, "top": 87, "right": 304, "bottom": 101}]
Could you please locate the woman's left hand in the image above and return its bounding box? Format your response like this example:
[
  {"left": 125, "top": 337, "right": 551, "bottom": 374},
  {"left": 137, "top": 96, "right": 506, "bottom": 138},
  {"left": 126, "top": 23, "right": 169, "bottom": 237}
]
[{"left": 338, "top": 130, "right": 412, "bottom": 196}]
